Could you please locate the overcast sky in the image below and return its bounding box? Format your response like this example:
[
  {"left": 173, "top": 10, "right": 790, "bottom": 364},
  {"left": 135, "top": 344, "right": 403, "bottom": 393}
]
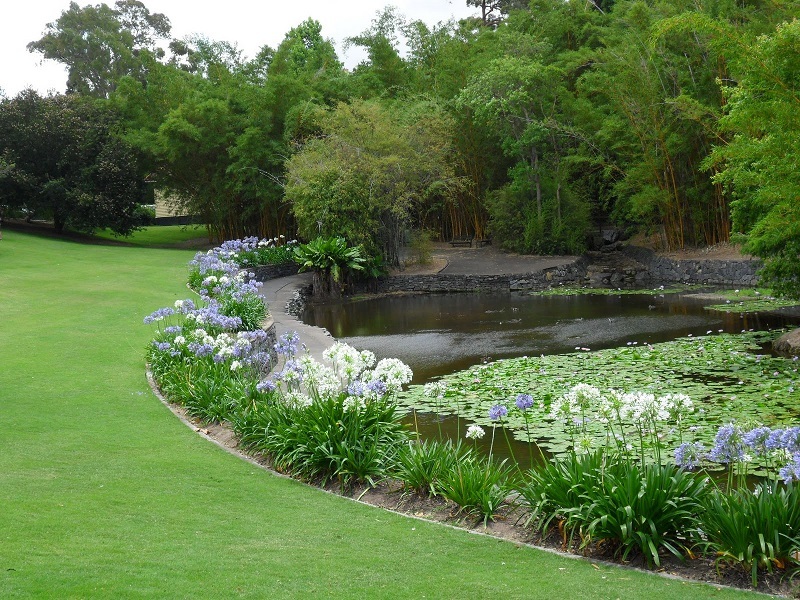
[{"left": 1, "top": 0, "right": 477, "bottom": 97}]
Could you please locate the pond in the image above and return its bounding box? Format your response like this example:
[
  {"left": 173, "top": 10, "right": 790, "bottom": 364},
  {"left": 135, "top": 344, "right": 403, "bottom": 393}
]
[
  {"left": 301, "top": 289, "right": 798, "bottom": 383},
  {"left": 301, "top": 289, "right": 800, "bottom": 471}
]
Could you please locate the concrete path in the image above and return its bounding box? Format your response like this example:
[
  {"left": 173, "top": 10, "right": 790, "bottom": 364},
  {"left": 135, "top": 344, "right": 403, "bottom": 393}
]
[{"left": 257, "top": 272, "right": 335, "bottom": 362}]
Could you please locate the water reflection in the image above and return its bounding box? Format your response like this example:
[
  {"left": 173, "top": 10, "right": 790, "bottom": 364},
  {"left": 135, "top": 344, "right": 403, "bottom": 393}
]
[{"left": 302, "top": 290, "right": 798, "bottom": 383}]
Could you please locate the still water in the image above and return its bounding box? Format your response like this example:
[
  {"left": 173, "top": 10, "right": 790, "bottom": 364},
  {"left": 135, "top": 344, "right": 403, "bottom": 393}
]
[{"left": 302, "top": 290, "right": 798, "bottom": 383}]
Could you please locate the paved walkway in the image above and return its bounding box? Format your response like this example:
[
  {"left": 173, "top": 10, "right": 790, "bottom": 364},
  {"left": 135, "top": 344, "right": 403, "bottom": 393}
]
[
  {"left": 257, "top": 245, "right": 582, "bottom": 361},
  {"left": 257, "top": 272, "right": 335, "bottom": 362}
]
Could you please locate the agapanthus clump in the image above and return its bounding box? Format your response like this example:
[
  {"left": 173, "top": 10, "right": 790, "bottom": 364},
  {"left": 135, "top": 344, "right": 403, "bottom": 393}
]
[
  {"left": 257, "top": 338, "right": 413, "bottom": 413},
  {"left": 366, "top": 358, "right": 413, "bottom": 393},
  {"left": 324, "top": 341, "right": 375, "bottom": 384},
  {"left": 709, "top": 423, "right": 746, "bottom": 464},
  {"left": 674, "top": 441, "right": 707, "bottom": 470},
  {"left": 546, "top": 384, "right": 697, "bottom": 465}
]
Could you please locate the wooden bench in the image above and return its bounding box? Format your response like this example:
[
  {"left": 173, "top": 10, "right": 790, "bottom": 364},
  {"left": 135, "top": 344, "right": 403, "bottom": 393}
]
[
  {"left": 476, "top": 238, "right": 492, "bottom": 248},
  {"left": 449, "top": 236, "right": 474, "bottom": 248}
]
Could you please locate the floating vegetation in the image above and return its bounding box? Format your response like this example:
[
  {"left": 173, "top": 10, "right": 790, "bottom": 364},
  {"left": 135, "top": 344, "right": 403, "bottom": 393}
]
[
  {"left": 529, "top": 284, "right": 699, "bottom": 297},
  {"left": 398, "top": 330, "right": 800, "bottom": 459},
  {"left": 703, "top": 289, "right": 799, "bottom": 314}
]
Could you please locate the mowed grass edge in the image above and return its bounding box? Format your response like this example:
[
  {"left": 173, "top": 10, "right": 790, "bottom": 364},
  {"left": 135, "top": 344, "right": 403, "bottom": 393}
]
[{"left": 0, "top": 230, "right": 761, "bottom": 599}]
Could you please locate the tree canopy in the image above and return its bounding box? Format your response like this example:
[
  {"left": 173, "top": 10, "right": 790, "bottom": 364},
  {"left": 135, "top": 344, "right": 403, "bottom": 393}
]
[
  {"left": 0, "top": 90, "right": 146, "bottom": 234},
  {"left": 8, "top": 0, "right": 800, "bottom": 294}
]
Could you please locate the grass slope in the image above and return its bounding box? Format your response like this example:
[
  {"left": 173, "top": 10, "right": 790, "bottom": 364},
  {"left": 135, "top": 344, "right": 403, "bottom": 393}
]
[
  {"left": 91, "top": 225, "right": 210, "bottom": 248},
  {"left": 0, "top": 230, "right": 760, "bottom": 599}
]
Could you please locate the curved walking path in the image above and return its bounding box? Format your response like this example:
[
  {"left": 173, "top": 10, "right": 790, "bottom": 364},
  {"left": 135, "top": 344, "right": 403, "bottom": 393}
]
[{"left": 258, "top": 244, "right": 581, "bottom": 361}]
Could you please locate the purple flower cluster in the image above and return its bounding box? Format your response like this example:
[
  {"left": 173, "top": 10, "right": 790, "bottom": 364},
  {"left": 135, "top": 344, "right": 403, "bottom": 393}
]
[
  {"left": 275, "top": 332, "right": 300, "bottom": 357},
  {"left": 708, "top": 423, "right": 745, "bottom": 464},
  {"left": 515, "top": 393, "right": 534, "bottom": 411},
  {"left": 143, "top": 307, "right": 175, "bottom": 324},
  {"left": 489, "top": 404, "right": 508, "bottom": 421},
  {"left": 257, "top": 380, "right": 276, "bottom": 393},
  {"left": 674, "top": 424, "right": 800, "bottom": 482},
  {"left": 186, "top": 306, "right": 243, "bottom": 331},
  {"left": 779, "top": 454, "right": 800, "bottom": 485},
  {"left": 674, "top": 441, "right": 707, "bottom": 470},
  {"left": 345, "top": 379, "right": 388, "bottom": 398}
]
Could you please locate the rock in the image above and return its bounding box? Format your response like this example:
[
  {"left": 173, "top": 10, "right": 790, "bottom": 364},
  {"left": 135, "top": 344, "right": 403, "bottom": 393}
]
[{"left": 773, "top": 328, "right": 800, "bottom": 357}]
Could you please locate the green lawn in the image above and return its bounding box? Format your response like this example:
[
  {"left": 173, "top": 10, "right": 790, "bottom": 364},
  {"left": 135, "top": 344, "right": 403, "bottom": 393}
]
[
  {"left": 91, "top": 224, "right": 210, "bottom": 248},
  {"left": 0, "top": 230, "right": 763, "bottom": 599}
]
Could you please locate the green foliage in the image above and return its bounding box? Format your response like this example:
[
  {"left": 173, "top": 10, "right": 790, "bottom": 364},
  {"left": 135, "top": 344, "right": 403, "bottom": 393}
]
[
  {"left": 517, "top": 450, "right": 606, "bottom": 537},
  {"left": 220, "top": 293, "right": 267, "bottom": 331},
  {"left": 285, "top": 99, "right": 462, "bottom": 266},
  {"left": 394, "top": 438, "right": 468, "bottom": 496},
  {"left": 699, "top": 482, "right": 800, "bottom": 586},
  {"left": 27, "top": 0, "right": 172, "bottom": 97},
  {"left": 521, "top": 454, "right": 708, "bottom": 567},
  {"left": 0, "top": 90, "right": 145, "bottom": 235},
  {"left": 157, "top": 364, "right": 248, "bottom": 424},
  {"left": 293, "top": 237, "right": 366, "bottom": 283},
  {"left": 408, "top": 229, "right": 434, "bottom": 266},
  {"left": 710, "top": 20, "right": 800, "bottom": 298},
  {"left": 236, "top": 240, "right": 298, "bottom": 267},
  {"left": 579, "top": 461, "right": 708, "bottom": 567},
  {"left": 236, "top": 394, "right": 409, "bottom": 488},
  {"left": 438, "top": 450, "right": 517, "bottom": 525}
]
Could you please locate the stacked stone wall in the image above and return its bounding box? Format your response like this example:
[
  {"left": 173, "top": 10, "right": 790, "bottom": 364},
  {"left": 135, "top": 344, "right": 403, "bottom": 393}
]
[{"left": 622, "top": 246, "right": 761, "bottom": 286}]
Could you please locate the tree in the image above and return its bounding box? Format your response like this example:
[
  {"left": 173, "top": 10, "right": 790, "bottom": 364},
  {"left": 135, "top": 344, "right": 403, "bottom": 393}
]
[
  {"left": 27, "top": 0, "right": 171, "bottom": 97},
  {"left": 0, "top": 90, "right": 146, "bottom": 234},
  {"left": 285, "top": 99, "right": 462, "bottom": 266},
  {"left": 700, "top": 19, "right": 800, "bottom": 297},
  {"left": 459, "top": 53, "right": 591, "bottom": 253},
  {"left": 346, "top": 8, "right": 411, "bottom": 97},
  {"left": 466, "top": 0, "right": 529, "bottom": 28}
]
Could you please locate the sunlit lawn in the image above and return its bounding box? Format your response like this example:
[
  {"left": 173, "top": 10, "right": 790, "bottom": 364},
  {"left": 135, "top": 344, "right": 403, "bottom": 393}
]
[{"left": 0, "top": 230, "right": 762, "bottom": 599}]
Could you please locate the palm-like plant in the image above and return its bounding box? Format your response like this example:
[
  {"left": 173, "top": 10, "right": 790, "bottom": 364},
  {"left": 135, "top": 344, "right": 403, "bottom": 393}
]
[{"left": 293, "top": 237, "right": 367, "bottom": 298}]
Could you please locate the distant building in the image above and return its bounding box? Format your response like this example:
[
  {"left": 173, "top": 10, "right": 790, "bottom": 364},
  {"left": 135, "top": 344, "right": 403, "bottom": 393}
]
[{"left": 154, "top": 191, "right": 194, "bottom": 225}]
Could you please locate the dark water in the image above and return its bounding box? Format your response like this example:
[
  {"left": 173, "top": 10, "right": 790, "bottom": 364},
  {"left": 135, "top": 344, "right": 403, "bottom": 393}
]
[{"left": 302, "top": 290, "right": 799, "bottom": 383}]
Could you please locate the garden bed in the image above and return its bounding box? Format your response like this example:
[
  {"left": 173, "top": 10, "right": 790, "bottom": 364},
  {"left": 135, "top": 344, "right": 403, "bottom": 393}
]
[{"left": 150, "top": 375, "right": 797, "bottom": 597}]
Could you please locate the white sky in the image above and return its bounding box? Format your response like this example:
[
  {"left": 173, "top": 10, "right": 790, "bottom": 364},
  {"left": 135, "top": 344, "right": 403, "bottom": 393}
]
[{"left": 1, "top": 0, "right": 477, "bottom": 97}]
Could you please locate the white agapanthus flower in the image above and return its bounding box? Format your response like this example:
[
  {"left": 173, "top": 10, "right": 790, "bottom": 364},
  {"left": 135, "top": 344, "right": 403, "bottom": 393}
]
[
  {"left": 367, "top": 358, "right": 413, "bottom": 391},
  {"left": 423, "top": 381, "right": 448, "bottom": 399},
  {"left": 324, "top": 342, "right": 370, "bottom": 383},
  {"left": 466, "top": 424, "right": 485, "bottom": 440}
]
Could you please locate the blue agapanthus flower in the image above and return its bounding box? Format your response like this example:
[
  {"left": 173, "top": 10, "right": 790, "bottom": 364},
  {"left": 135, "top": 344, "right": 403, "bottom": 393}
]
[{"left": 489, "top": 404, "right": 508, "bottom": 421}]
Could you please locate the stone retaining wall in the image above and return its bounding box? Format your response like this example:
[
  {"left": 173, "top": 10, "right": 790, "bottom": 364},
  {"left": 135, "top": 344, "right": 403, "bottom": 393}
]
[
  {"left": 251, "top": 249, "right": 762, "bottom": 298},
  {"left": 250, "top": 262, "right": 299, "bottom": 281},
  {"left": 365, "top": 256, "right": 591, "bottom": 294},
  {"left": 622, "top": 246, "right": 761, "bottom": 286}
]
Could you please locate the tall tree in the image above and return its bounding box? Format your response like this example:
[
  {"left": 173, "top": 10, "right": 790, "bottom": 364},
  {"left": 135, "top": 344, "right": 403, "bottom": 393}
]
[
  {"left": 659, "top": 16, "right": 800, "bottom": 296},
  {"left": 28, "top": 0, "right": 171, "bottom": 97},
  {"left": 0, "top": 90, "right": 146, "bottom": 234}
]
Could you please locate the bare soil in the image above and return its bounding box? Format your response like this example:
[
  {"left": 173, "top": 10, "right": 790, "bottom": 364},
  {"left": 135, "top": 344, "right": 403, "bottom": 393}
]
[{"left": 628, "top": 232, "right": 750, "bottom": 261}]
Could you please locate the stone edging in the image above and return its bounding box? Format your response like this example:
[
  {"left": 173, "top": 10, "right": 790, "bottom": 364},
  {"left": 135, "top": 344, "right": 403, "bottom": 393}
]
[
  {"left": 621, "top": 245, "right": 761, "bottom": 286},
  {"left": 251, "top": 249, "right": 764, "bottom": 297}
]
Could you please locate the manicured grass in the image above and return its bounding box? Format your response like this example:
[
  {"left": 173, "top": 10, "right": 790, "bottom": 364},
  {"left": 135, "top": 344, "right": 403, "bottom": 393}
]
[
  {"left": 0, "top": 230, "right": 763, "bottom": 599},
  {"left": 91, "top": 224, "right": 210, "bottom": 248}
]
